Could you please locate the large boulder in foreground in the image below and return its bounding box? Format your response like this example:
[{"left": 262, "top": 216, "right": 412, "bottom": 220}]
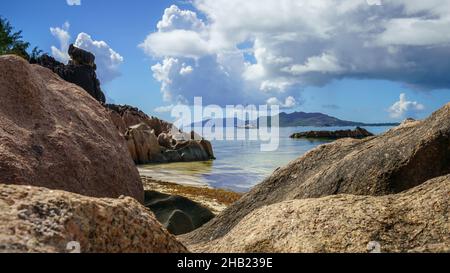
[
  {"left": 0, "top": 184, "right": 187, "bottom": 253},
  {"left": 186, "top": 175, "right": 450, "bottom": 253},
  {"left": 184, "top": 103, "right": 450, "bottom": 244},
  {"left": 0, "top": 55, "right": 143, "bottom": 203}
]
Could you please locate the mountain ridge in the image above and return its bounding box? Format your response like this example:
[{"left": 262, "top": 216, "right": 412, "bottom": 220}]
[{"left": 189, "top": 112, "right": 400, "bottom": 128}]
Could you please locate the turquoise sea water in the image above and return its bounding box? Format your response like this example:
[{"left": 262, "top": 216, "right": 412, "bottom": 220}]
[{"left": 139, "top": 126, "right": 393, "bottom": 192}]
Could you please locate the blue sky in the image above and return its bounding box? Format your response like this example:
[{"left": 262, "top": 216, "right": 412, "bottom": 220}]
[{"left": 2, "top": 0, "right": 450, "bottom": 123}]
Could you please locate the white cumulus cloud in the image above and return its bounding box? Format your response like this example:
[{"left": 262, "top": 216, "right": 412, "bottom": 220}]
[
  {"left": 141, "top": 1, "right": 450, "bottom": 107},
  {"left": 139, "top": 5, "right": 210, "bottom": 59},
  {"left": 66, "top": 0, "right": 81, "bottom": 6},
  {"left": 157, "top": 5, "right": 205, "bottom": 32},
  {"left": 389, "top": 93, "right": 425, "bottom": 119},
  {"left": 50, "top": 22, "right": 71, "bottom": 64},
  {"left": 266, "top": 96, "right": 297, "bottom": 109},
  {"left": 140, "top": 30, "right": 212, "bottom": 59},
  {"left": 180, "top": 65, "right": 194, "bottom": 76},
  {"left": 50, "top": 22, "right": 124, "bottom": 84},
  {"left": 74, "top": 33, "right": 124, "bottom": 83},
  {"left": 283, "top": 53, "right": 344, "bottom": 75}
]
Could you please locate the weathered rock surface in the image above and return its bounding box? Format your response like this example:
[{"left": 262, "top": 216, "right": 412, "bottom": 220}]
[
  {"left": 0, "top": 184, "right": 188, "bottom": 253},
  {"left": 186, "top": 175, "right": 450, "bottom": 253},
  {"left": 199, "top": 140, "right": 215, "bottom": 159},
  {"left": 106, "top": 104, "right": 174, "bottom": 136},
  {"left": 0, "top": 55, "right": 143, "bottom": 203},
  {"left": 174, "top": 140, "right": 214, "bottom": 162},
  {"left": 32, "top": 45, "right": 105, "bottom": 103},
  {"left": 125, "top": 123, "right": 163, "bottom": 164},
  {"left": 145, "top": 191, "right": 215, "bottom": 235},
  {"left": 142, "top": 177, "right": 243, "bottom": 215},
  {"left": 158, "top": 133, "right": 175, "bottom": 149},
  {"left": 290, "top": 127, "right": 374, "bottom": 140},
  {"left": 184, "top": 103, "right": 450, "bottom": 244},
  {"left": 68, "top": 44, "right": 95, "bottom": 67},
  {"left": 402, "top": 118, "right": 417, "bottom": 125},
  {"left": 107, "top": 104, "right": 215, "bottom": 164}
]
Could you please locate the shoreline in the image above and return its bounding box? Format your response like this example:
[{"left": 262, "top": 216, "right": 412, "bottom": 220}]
[
  {"left": 138, "top": 165, "right": 213, "bottom": 188},
  {"left": 141, "top": 176, "right": 243, "bottom": 214}
]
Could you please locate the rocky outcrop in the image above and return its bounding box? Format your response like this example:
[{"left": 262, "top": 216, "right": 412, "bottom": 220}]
[
  {"left": 107, "top": 104, "right": 215, "bottom": 164},
  {"left": 290, "top": 127, "right": 374, "bottom": 140},
  {"left": 68, "top": 44, "right": 95, "bottom": 67},
  {"left": 33, "top": 45, "right": 214, "bottom": 164},
  {"left": 125, "top": 123, "right": 163, "bottom": 164},
  {"left": 31, "top": 46, "right": 215, "bottom": 165},
  {"left": 184, "top": 103, "right": 450, "bottom": 244},
  {"left": 0, "top": 184, "right": 188, "bottom": 253},
  {"left": 145, "top": 191, "right": 215, "bottom": 235},
  {"left": 199, "top": 140, "right": 215, "bottom": 159},
  {"left": 158, "top": 133, "right": 175, "bottom": 149},
  {"left": 171, "top": 140, "right": 214, "bottom": 162},
  {"left": 31, "top": 45, "right": 105, "bottom": 103},
  {"left": 402, "top": 118, "right": 417, "bottom": 125},
  {"left": 0, "top": 55, "right": 143, "bottom": 203},
  {"left": 106, "top": 104, "right": 174, "bottom": 136},
  {"left": 186, "top": 175, "right": 450, "bottom": 253}
]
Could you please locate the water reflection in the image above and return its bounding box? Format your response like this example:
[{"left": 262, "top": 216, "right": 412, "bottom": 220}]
[
  {"left": 140, "top": 161, "right": 214, "bottom": 187},
  {"left": 139, "top": 126, "right": 393, "bottom": 192}
]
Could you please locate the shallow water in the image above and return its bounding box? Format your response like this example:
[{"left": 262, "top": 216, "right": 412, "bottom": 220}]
[{"left": 139, "top": 126, "right": 393, "bottom": 192}]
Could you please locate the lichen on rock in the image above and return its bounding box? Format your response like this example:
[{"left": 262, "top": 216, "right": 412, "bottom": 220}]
[{"left": 0, "top": 184, "right": 188, "bottom": 253}]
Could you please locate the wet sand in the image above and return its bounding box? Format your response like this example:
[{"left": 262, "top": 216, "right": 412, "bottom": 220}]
[{"left": 141, "top": 176, "right": 242, "bottom": 214}]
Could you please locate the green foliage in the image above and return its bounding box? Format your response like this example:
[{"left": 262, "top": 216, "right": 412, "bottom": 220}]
[
  {"left": 30, "top": 47, "right": 44, "bottom": 62},
  {"left": 0, "top": 16, "right": 43, "bottom": 61}
]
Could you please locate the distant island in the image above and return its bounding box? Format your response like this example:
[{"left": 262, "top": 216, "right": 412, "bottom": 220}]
[
  {"left": 290, "top": 127, "right": 374, "bottom": 140},
  {"left": 272, "top": 112, "right": 400, "bottom": 127},
  {"left": 190, "top": 112, "right": 400, "bottom": 128}
]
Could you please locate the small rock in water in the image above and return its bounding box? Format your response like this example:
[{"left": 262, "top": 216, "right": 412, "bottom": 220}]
[{"left": 290, "top": 127, "right": 374, "bottom": 140}]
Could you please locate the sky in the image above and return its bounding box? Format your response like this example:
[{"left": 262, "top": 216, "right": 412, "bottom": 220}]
[{"left": 2, "top": 0, "right": 450, "bottom": 123}]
